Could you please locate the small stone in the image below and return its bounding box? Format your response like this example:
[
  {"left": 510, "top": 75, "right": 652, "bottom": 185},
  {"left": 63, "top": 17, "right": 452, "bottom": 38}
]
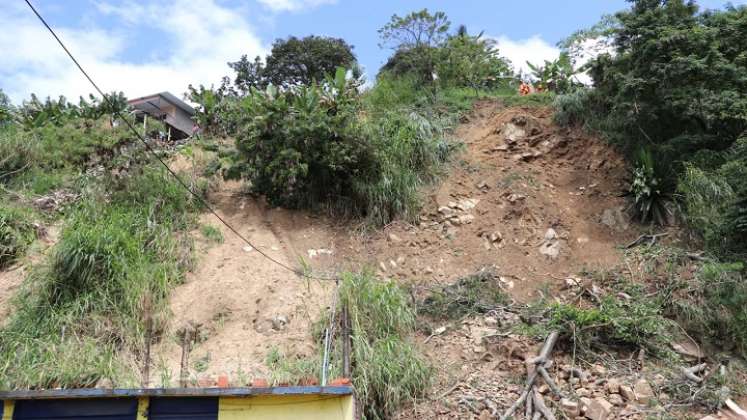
[
  {"left": 389, "top": 259, "right": 397, "bottom": 268},
  {"left": 271, "top": 315, "right": 288, "bottom": 331},
  {"left": 544, "top": 228, "right": 558, "bottom": 241},
  {"left": 576, "top": 388, "right": 591, "bottom": 398},
  {"left": 592, "top": 364, "right": 607, "bottom": 376},
  {"left": 586, "top": 397, "right": 613, "bottom": 420},
  {"left": 484, "top": 316, "right": 498, "bottom": 326},
  {"left": 634, "top": 379, "right": 654, "bottom": 404},
  {"left": 608, "top": 393, "right": 624, "bottom": 406},
  {"left": 564, "top": 277, "right": 581, "bottom": 288},
  {"left": 560, "top": 398, "right": 580, "bottom": 417},
  {"left": 539, "top": 240, "right": 561, "bottom": 259},
  {"left": 448, "top": 201, "right": 458, "bottom": 209},
  {"left": 473, "top": 345, "right": 486, "bottom": 353},
  {"left": 388, "top": 233, "right": 402, "bottom": 242},
  {"left": 506, "top": 193, "right": 526, "bottom": 203},
  {"left": 438, "top": 206, "right": 455, "bottom": 217},
  {"left": 456, "top": 198, "right": 479, "bottom": 211},
  {"left": 396, "top": 256, "right": 405, "bottom": 265},
  {"left": 242, "top": 245, "right": 253, "bottom": 252},
  {"left": 606, "top": 378, "right": 621, "bottom": 394},
  {"left": 619, "top": 385, "right": 635, "bottom": 402},
  {"left": 424, "top": 266, "right": 434, "bottom": 274},
  {"left": 579, "top": 397, "right": 592, "bottom": 414},
  {"left": 489, "top": 231, "right": 502, "bottom": 242},
  {"left": 378, "top": 261, "right": 387, "bottom": 272},
  {"left": 433, "top": 326, "right": 447, "bottom": 335},
  {"left": 454, "top": 214, "right": 475, "bottom": 225},
  {"left": 476, "top": 180, "right": 489, "bottom": 190},
  {"left": 538, "top": 384, "right": 549, "bottom": 394}
]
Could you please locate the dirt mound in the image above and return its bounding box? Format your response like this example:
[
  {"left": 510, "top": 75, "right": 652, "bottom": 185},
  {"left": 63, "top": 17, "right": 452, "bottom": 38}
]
[{"left": 338, "top": 102, "right": 636, "bottom": 301}]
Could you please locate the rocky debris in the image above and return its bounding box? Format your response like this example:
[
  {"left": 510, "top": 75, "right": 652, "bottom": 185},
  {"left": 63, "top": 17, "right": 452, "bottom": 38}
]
[
  {"left": 306, "top": 248, "right": 332, "bottom": 258},
  {"left": 561, "top": 398, "right": 580, "bottom": 417},
  {"left": 619, "top": 385, "right": 636, "bottom": 402},
  {"left": 600, "top": 206, "right": 630, "bottom": 232},
  {"left": 608, "top": 393, "right": 624, "bottom": 406},
  {"left": 633, "top": 379, "right": 654, "bottom": 404},
  {"left": 539, "top": 228, "right": 562, "bottom": 259},
  {"left": 606, "top": 378, "right": 621, "bottom": 394},
  {"left": 33, "top": 190, "right": 79, "bottom": 212},
  {"left": 271, "top": 314, "right": 288, "bottom": 331},
  {"left": 586, "top": 397, "right": 613, "bottom": 420},
  {"left": 499, "top": 122, "right": 526, "bottom": 143},
  {"left": 242, "top": 245, "right": 254, "bottom": 253},
  {"left": 506, "top": 193, "right": 526, "bottom": 203},
  {"left": 387, "top": 233, "right": 402, "bottom": 243}
]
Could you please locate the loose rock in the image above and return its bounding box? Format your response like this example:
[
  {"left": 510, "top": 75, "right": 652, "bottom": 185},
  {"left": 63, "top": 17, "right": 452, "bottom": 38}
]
[
  {"left": 634, "top": 379, "right": 654, "bottom": 404},
  {"left": 586, "top": 397, "right": 613, "bottom": 420}
]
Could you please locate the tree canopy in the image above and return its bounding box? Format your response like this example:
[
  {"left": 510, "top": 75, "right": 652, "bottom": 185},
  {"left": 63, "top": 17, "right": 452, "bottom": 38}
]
[{"left": 229, "top": 35, "right": 357, "bottom": 92}]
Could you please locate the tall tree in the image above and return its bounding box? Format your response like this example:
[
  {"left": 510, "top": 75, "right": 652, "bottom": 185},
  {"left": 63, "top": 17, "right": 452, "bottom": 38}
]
[
  {"left": 377, "top": 9, "right": 451, "bottom": 85},
  {"left": 229, "top": 36, "right": 357, "bottom": 91}
]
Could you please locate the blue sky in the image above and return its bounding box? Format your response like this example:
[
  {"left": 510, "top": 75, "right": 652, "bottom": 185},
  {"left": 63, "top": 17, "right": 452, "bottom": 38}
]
[{"left": 1, "top": 0, "right": 742, "bottom": 103}]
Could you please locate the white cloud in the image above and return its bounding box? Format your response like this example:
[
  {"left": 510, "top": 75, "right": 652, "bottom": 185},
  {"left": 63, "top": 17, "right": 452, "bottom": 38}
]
[
  {"left": 0, "top": 1, "right": 266, "bottom": 104},
  {"left": 257, "top": 0, "right": 337, "bottom": 12},
  {"left": 492, "top": 35, "right": 561, "bottom": 78}
]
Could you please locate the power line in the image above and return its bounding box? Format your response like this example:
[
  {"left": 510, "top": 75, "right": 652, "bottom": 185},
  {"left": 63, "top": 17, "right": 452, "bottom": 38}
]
[{"left": 23, "top": 0, "right": 334, "bottom": 281}]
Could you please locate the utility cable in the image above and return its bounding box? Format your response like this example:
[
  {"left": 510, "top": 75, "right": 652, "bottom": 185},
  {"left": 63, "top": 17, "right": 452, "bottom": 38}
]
[{"left": 23, "top": 0, "right": 335, "bottom": 281}]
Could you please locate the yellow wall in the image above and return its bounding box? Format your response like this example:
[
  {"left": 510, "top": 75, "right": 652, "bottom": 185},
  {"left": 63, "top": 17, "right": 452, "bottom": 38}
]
[
  {"left": 218, "top": 395, "right": 354, "bottom": 420},
  {"left": 2, "top": 400, "right": 13, "bottom": 420}
]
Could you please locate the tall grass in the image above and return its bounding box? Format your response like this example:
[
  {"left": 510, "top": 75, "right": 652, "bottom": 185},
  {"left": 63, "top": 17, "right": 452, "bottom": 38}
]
[
  {"left": 0, "top": 167, "right": 195, "bottom": 388},
  {"left": 0, "top": 204, "right": 36, "bottom": 269},
  {"left": 336, "top": 272, "right": 432, "bottom": 420}
]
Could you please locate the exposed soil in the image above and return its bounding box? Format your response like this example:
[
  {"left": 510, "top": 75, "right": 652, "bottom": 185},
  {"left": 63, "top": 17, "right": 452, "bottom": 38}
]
[
  {"left": 148, "top": 179, "right": 339, "bottom": 386},
  {"left": 337, "top": 102, "right": 636, "bottom": 302}
]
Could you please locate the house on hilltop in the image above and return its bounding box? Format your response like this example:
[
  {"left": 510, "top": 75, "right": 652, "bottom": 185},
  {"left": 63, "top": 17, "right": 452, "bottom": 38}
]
[{"left": 128, "top": 91, "right": 196, "bottom": 140}]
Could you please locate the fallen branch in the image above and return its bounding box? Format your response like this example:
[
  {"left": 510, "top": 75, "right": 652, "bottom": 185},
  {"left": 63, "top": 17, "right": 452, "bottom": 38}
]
[
  {"left": 625, "top": 232, "right": 669, "bottom": 249},
  {"left": 500, "top": 331, "right": 560, "bottom": 420},
  {"left": 681, "top": 363, "right": 708, "bottom": 383},
  {"left": 533, "top": 388, "right": 556, "bottom": 420}
]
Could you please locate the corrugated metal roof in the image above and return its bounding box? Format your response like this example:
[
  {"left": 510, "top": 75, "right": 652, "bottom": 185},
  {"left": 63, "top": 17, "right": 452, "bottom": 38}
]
[{"left": 127, "top": 92, "right": 195, "bottom": 116}]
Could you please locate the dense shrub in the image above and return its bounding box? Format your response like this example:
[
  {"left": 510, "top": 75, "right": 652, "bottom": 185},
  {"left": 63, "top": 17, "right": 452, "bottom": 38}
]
[
  {"left": 678, "top": 137, "right": 747, "bottom": 258},
  {"left": 232, "top": 68, "right": 455, "bottom": 224},
  {"left": 552, "top": 88, "right": 591, "bottom": 127},
  {"left": 566, "top": 1, "right": 747, "bottom": 250}
]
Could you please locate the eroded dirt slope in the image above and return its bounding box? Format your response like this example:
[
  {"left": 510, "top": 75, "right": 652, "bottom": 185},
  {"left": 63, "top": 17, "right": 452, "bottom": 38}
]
[
  {"left": 339, "top": 102, "right": 636, "bottom": 301},
  {"left": 149, "top": 180, "right": 338, "bottom": 385}
]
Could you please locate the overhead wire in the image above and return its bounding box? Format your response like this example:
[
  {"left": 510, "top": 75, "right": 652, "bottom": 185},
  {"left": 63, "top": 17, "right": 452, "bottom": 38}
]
[{"left": 23, "top": 0, "right": 335, "bottom": 281}]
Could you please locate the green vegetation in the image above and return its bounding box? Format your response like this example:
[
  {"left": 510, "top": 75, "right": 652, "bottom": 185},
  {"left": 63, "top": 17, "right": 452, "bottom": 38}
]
[
  {"left": 337, "top": 272, "right": 431, "bottom": 420},
  {"left": 557, "top": 1, "right": 747, "bottom": 259},
  {"left": 229, "top": 35, "right": 358, "bottom": 91},
  {"left": 0, "top": 204, "right": 36, "bottom": 269},
  {"left": 0, "top": 167, "right": 195, "bottom": 388},
  {"left": 200, "top": 224, "right": 223, "bottom": 243},
  {"left": 420, "top": 269, "right": 510, "bottom": 320}
]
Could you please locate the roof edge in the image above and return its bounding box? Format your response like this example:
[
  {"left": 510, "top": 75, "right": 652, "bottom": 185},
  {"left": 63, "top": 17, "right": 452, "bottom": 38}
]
[{"left": 0, "top": 386, "right": 354, "bottom": 400}]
